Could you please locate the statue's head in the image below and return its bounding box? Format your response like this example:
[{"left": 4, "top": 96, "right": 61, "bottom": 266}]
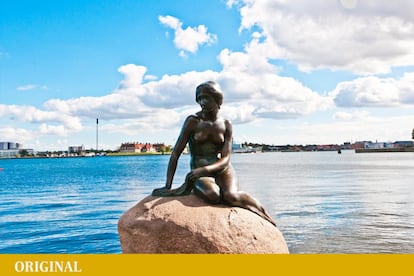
[{"left": 195, "top": 81, "right": 223, "bottom": 108}]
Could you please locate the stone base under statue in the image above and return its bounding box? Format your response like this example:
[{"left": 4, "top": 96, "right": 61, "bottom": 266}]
[{"left": 118, "top": 194, "right": 289, "bottom": 254}]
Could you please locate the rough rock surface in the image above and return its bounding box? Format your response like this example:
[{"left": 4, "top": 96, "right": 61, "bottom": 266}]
[{"left": 118, "top": 194, "right": 289, "bottom": 254}]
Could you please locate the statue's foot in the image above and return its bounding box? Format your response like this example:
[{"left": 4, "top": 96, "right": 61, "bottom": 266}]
[
  {"left": 264, "top": 214, "right": 277, "bottom": 227},
  {"left": 152, "top": 187, "right": 171, "bottom": 196},
  {"left": 259, "top": 207, "right": 277, "bottom": 227}
]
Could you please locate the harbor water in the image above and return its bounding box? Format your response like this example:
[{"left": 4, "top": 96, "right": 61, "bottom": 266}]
[{"left": 0, "top": 151, "right": 413, "bottom": 253}]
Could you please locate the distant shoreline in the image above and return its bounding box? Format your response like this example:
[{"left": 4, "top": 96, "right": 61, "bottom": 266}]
[
  {"left": 106, "top": 152, "right": 171, "bottom": 157},
  {"left": 355, "top": 147, "right": 414, "bottom": 153},
  {"left": 2, "top": 148, "right": 414, "bottom": 160},
  {"left": 0, "top": 152, "right": 173, "bottom": 160}
]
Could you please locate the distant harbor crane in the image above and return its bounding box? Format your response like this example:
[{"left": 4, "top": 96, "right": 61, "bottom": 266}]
[{"left": 96, "top": 118, "right": 99, "bottom": 152}]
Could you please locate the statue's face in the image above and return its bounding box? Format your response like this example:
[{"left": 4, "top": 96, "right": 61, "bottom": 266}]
[{"left": 198, "top": 92, "right": 218, "bottom": 112}]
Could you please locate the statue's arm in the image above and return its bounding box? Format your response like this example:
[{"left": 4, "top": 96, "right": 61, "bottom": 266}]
[{"left": 165, "top": 116, "right": 196, "bottom": 189}]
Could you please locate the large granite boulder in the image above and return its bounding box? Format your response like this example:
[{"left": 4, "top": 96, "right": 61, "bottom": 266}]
[{"left": 118, "top": 194, "right": 289, "bottom": 254}]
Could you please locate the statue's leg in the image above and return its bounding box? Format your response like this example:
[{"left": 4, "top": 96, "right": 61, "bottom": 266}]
[
  {"left": 217, "top": 166, "right": 277, "bottom": 226},
  {"left": 193, "top": 177, "right": 221, "bottom": 204}
]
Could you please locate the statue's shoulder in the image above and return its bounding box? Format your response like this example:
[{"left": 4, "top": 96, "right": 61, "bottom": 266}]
[
  {"left": 183, "top": 114, "right": 200, "bottom": 126},
  {"left": 223, "top": 118, "right": 232, "bottom": 126},
  {"left": 223, "top": 118, "right": 233, "bottom": 133},
  {"left": 187, "top": 113, "right": 200, "bottom": 121}
]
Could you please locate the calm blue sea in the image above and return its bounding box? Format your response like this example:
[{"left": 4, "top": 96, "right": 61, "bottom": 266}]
[{"left": 1, "top": 151, "right": 413, "bottom": 253}]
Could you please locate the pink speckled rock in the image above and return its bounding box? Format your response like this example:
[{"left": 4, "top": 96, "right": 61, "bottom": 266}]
[{"left": 118, "top": 194, "right": 289, "bottom": 254}]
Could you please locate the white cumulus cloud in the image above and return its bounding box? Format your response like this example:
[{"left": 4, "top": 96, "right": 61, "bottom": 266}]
[
  {"left": 0, "top": 104, "right": 82, "bottom": 132},
  {"left": 0, "top": 127, "right": 33, "bottom": 143},
  {"left": 331, "top": 72, "right": 414, "bottom": 107},
  {"left": 216, "top": 48, "right": 333, "bottom": 122},
  {"left": 230, "top": 0, "right": 414, "bottom": 75},
  {"left": 159, "top": 15, "right": 218, "bottom": 56}
]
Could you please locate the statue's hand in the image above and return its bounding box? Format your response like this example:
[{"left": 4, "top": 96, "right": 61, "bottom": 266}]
[{"left": 185, "top": 168, "right": 205, "bottom": 184}]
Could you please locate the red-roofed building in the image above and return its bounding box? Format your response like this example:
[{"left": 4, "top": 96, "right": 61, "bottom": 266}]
[{"left": 119, "top": 142, "right": 156, "bottom": 153}]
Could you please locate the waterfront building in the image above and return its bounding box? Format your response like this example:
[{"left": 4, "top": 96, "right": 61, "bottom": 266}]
[
  {"left": 232, "top": 142, "right": 256, "bottom": 153},
  {"left": 119, "top": 142, "right": 156, "bottom": 153},
  {"left": 365, "top": 142, "right": 385, "bottom": 149},
  {"left": 68, "top": 145, "right": 85, "bottom": 154},
  {"left": 118, "top": 142, "right": 170, "bottom": 153},
  {"left": 342, "top": 142, "right": 352, "bottom": 150},
  {"left": 8, "top": 142, "right": 17, "bottom": 149},
  {"left": 0, "top": 141, "right": 22, "bottom": 150},
  {"left": 352, "top": 141, "right": 371, "bottom": 150},
  {"left": 152, "top": 143, "right": 170, "bottom": 152},
  {"left": 0, "top": 141, "right": 25, "bottom": 158},
  {"left": 0, "top": 142, "right": 8, "bottom": 150},
  {"left": 394, "top": 141, "right": 414, "bottom": 148},
  {"left": 0, "top": 149, "right": 19, "bottom": 158}
]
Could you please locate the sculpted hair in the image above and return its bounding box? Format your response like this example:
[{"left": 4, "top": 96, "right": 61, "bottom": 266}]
[{"left": 195, "top": 81, "right": 224, "bottom": 107}]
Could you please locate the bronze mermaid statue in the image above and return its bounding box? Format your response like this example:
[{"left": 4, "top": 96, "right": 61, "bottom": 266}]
[{"left": 152, "top": 81, "right": 276, "bottom": 226}]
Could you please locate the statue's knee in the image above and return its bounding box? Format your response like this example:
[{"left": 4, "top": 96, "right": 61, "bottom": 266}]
[
  {"left": 195, "top": 187, "right": 220, "bottom": 204},
  {"left": 194, "top": 179, "right": 220, "bottom": 204},
  {"left": 203, "top": 190, "right": 221, "bottom": 204},
  {"left": 222, "top": 191, "right": 239, "bottom": 205}
]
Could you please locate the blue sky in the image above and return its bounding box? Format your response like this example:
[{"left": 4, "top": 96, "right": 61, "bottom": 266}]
[{"left": 1, "top": 0, "right": 414, "bottom": 151}]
